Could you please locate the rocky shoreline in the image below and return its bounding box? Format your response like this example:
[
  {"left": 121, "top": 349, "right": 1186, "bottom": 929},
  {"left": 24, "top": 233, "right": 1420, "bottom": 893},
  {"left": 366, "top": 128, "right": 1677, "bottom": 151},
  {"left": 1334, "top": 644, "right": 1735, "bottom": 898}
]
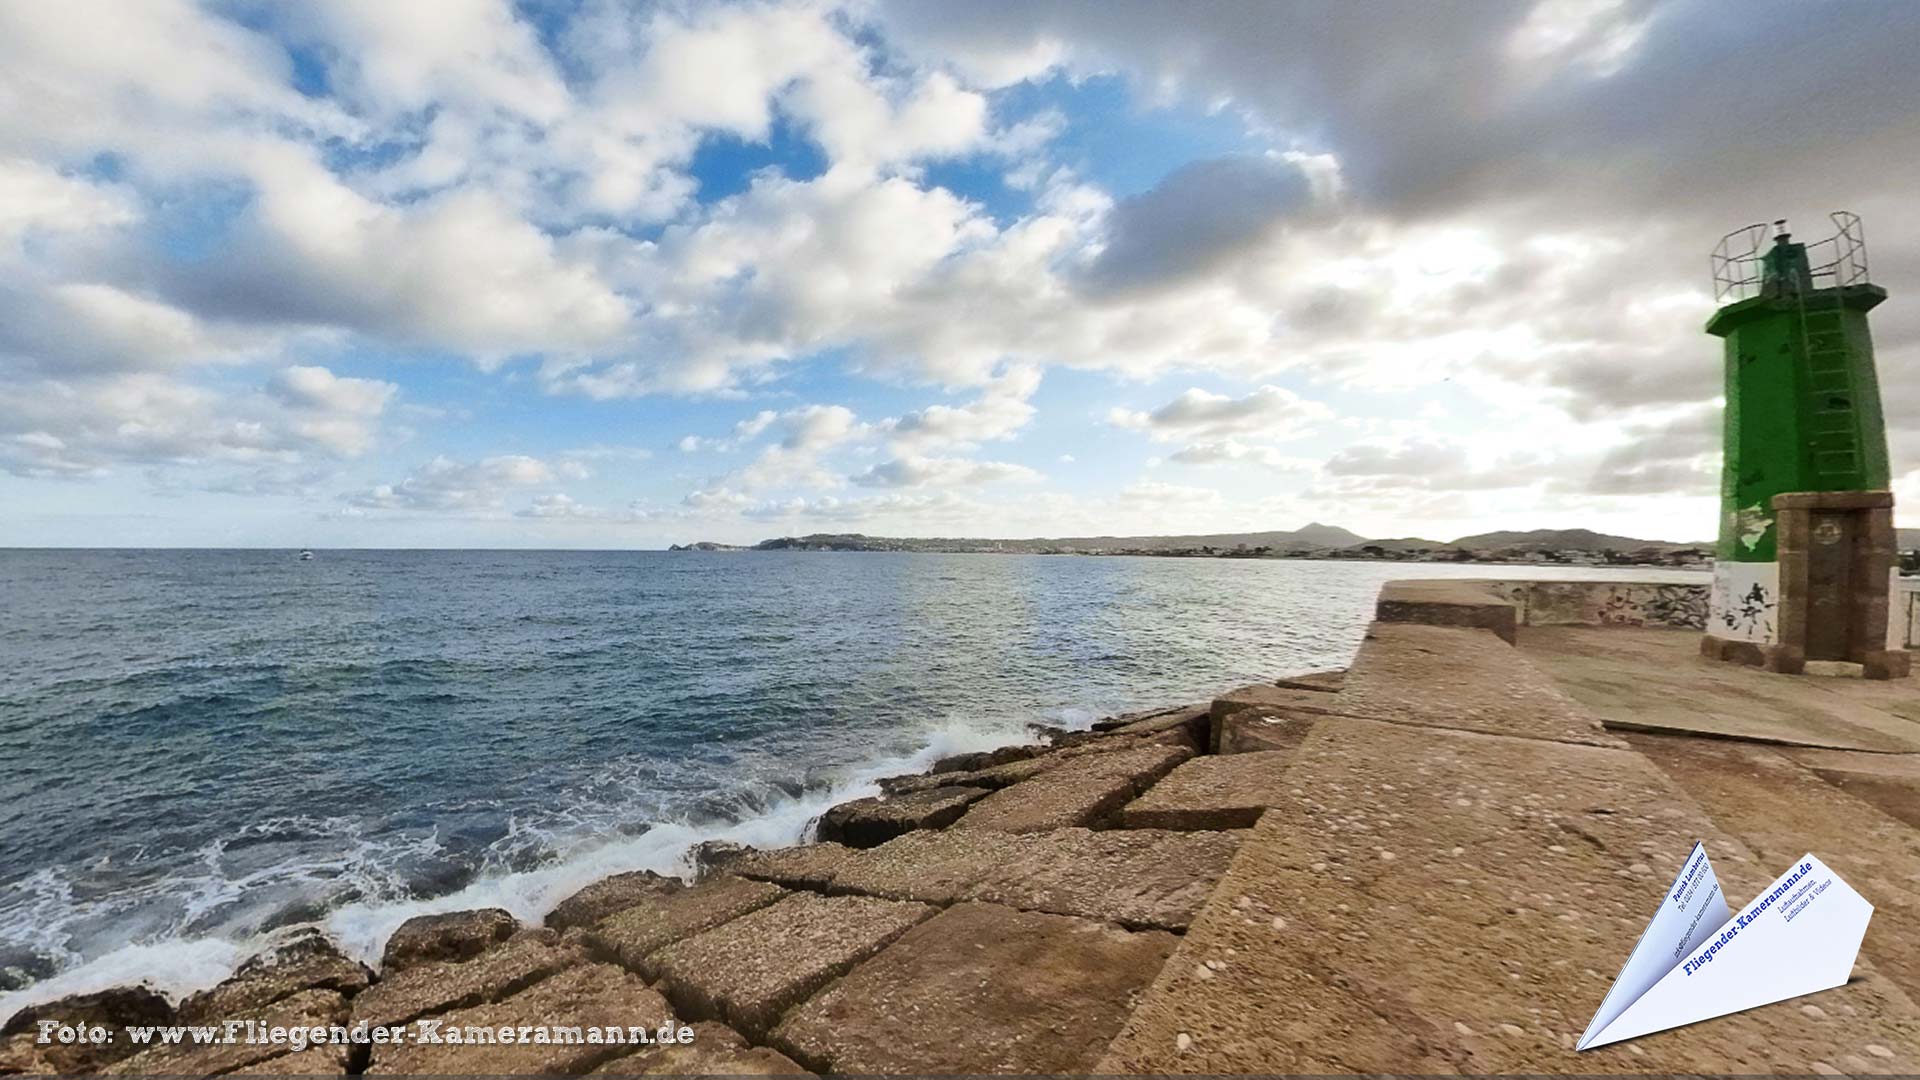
[
  {"left": 0, "top": 684, "right": 1322, "bottom": 1076},
  {"left": 10, "top": 576, "right": 1920, "bottom": 1074}
]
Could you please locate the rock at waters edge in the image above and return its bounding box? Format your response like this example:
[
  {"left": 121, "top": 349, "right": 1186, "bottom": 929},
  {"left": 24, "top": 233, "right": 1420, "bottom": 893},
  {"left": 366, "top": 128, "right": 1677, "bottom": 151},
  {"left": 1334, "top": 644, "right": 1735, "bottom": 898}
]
[
  {"left": 546, "top": 871, "right": 684, "bottom": 932},
  {"left": 814, "top": 786, "right": 989, "bottom": 848},
  {"left": 0, "top": 985, "right": 173, "bottom": 1074},
  {"left": 179, "top": 927, "right": 372, "bottom": 1025},
  {"left": 381, "top": 908, "right": 518, "bottom": 973}
]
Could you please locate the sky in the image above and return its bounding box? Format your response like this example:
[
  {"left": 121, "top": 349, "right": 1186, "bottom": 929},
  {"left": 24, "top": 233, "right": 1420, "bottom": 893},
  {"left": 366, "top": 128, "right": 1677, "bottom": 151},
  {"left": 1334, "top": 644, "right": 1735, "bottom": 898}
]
[{"left": 3, "top": 0, "right": 1920, "bottom": 549}]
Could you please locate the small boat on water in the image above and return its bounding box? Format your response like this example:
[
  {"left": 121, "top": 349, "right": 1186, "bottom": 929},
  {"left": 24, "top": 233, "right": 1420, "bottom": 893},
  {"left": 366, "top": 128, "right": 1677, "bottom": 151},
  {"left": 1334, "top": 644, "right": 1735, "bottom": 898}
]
[{"left": 299, "top": 549, "right": 314, "bottom": 561}]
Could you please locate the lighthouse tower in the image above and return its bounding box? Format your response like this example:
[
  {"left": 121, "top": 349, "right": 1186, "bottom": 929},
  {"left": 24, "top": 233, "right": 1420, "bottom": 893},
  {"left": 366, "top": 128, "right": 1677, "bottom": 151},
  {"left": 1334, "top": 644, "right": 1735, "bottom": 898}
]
[{"left": 1701, "top": 213, "right": 1908, "bottom": 678}]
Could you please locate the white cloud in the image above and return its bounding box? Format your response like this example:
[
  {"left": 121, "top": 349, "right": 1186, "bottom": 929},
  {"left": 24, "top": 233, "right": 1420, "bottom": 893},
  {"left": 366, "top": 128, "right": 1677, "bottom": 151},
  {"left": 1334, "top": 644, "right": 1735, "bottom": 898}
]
[
  {"left": 882, "top": 366, "right": 1041, "bottom": 450},
  {"left": 346, "top": 454, "right": 558, "bottom": 512},
  {"left": 0, "top": 159, "right": 139, "bottom": 242},
  {"left": 1166, "top": 441, "right": 1317, "bottom": 471},
  {"left": 1110, "top": 385, "right": 1331, "bottom": 443},
  {"left": 851, "top": 455, "right": 1041, "bottom": 489}
]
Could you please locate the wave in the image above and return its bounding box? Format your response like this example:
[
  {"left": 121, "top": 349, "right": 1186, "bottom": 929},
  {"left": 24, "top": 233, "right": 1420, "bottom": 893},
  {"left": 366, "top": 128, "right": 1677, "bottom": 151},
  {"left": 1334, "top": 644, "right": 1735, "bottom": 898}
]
[{"left": 0, "top": 708, "right": 1078, "bottom": 1022}]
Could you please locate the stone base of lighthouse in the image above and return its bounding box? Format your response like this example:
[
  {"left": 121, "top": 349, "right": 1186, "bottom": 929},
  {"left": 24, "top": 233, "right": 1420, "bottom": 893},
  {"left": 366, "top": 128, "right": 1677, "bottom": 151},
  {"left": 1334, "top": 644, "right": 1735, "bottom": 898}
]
[{"left": 1703, "top": 491, "right": 1910, "bottom": 679}]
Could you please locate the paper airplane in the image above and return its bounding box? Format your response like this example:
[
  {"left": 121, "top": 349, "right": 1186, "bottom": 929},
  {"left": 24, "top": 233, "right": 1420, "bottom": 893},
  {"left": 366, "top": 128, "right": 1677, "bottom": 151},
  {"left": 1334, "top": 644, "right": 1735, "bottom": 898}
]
[{"left": 1578, "top": 843, "right": 1872, "bottom": 1050}]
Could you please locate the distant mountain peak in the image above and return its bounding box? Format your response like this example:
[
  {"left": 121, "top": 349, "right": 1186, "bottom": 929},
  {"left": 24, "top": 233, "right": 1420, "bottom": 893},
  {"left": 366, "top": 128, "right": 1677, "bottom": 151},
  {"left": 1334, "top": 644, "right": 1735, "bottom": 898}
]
[{"left": 1291, "top": 522, "right": 1367, "bottom": 547}]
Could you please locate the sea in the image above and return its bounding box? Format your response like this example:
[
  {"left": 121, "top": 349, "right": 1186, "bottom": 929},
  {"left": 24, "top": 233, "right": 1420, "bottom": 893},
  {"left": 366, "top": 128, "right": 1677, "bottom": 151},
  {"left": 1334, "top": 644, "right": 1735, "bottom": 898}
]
[{"left": 0, "top": 549, "right": 1707, "bottom": 1016}]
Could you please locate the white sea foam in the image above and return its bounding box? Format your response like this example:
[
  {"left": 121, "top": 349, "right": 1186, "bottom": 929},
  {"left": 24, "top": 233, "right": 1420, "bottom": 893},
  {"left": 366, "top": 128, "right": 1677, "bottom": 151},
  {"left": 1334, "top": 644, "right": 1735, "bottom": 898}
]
[{"left": 0, "top": 711, "right": 1055, "bottom": 1022}]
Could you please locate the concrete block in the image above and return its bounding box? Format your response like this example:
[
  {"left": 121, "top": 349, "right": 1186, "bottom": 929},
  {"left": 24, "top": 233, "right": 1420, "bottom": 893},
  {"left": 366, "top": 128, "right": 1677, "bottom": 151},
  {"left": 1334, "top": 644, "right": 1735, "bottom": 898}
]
[
  {"left": 815, "top": 785, "right": 990, "bottom": 848},
  {"left": 352, "top": 934, "right": 585, "bottom": 1029},
  {"left": 650, "top": 893, "right": 933, "bottom": 1041},
  {"left": 584, "top": 876, "right": 788, "bottom": 978},
  {"left": 771, "top": 902, "right": 1175, "bottom": 1075},
  {"left": 366, "top": 964, "right": 672, "bottom": 1075},
  {"left": 962, "top": 827, "right": 1243, "bottom": 931},
  {"left": 955, "top": 744, "right": 1191, "bottom": 833},
  {"left": 546, "top": 871, "right": 682, "bottom": 932},
  {"left": 1116, "top": 751, "right": 1293, "bottom": 830}
]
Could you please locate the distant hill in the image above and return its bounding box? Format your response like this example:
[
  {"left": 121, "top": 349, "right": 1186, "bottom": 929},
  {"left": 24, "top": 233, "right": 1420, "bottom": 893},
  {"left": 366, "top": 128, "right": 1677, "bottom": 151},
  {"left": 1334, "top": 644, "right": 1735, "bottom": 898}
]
[
  {"left": 1449, "top": 528, "right": 1701, "bottom": 553},
  {"left": 1291, "top": 521, "right": 1367, "bottom": 548},
  {"left": 671, "top": 523, "right": 1724, "bottom": 560},
  {"left": 1901, "top": 528, "right": 1920, "bottom": 550},
  {"left": 746, "top": 527, "right": 1356, "bottom": 554},
  {"left": 1342, "top": 537, "right": 1468, "bottom": 556}
]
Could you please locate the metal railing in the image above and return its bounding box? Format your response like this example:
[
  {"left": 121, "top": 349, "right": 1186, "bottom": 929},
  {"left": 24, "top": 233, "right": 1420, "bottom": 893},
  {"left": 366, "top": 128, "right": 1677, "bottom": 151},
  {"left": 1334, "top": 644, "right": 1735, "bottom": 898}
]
[{"left": 1710, "top": 211, "right": 1870, "bottom": 302}]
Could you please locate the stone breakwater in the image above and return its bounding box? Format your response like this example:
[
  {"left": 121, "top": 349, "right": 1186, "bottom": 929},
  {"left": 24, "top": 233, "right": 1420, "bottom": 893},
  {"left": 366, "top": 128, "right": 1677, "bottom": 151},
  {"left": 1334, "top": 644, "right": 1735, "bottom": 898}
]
[
  {"left": 7, "top": 577, "right": 1920, "bottom": 1076},
  {"left": 0, "top": 696, "right": 1262, "bottom": 1077}
]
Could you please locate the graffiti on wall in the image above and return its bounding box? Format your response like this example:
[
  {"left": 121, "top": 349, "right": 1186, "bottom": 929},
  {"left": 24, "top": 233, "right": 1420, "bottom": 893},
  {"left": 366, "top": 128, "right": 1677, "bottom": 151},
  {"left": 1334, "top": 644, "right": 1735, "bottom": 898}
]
[
  {"left": 1708, "top": 562, "right": 1778, "bottom": 644},
  {"left": 1488, "top": 581, "right": 1710, "bottom": 630}
]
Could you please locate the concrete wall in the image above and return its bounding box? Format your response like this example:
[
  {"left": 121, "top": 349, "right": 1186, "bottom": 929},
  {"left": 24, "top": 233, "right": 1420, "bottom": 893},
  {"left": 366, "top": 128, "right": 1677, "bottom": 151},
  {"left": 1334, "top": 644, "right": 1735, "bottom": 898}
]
[
  {"left": 1384, "top": 577, "right": 1920, "bottom": 644},
  {"left": 1478, "top": 580, "right": 1710, "bottom": 630}
]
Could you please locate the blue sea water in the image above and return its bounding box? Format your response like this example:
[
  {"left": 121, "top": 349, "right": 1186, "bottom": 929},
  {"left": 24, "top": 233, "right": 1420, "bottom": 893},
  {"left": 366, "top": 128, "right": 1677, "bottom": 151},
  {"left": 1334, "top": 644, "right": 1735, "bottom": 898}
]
[{"left": 0, "top": 549, "right": 1704, "bottom": 1014}]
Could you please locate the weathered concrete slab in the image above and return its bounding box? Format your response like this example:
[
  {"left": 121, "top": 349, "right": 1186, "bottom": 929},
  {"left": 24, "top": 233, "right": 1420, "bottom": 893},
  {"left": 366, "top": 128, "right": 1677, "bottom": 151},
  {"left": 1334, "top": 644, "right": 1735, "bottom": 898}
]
[
  {"left": 1116, "top": 751, "right": 1294, "bottom": 830},
  {"left": 1109, "top": 703, "right": 1211, "bottom": 742},
  {"left": 102, "top": 988, "right": 350, "bottom": 1077},
  {"left": 725, "top": 842, "right": 863, "bottom": 891},
  {"left": 352, "top": 933, "right": 585, "bottom": 1029},
  {"left": 546, "top": 870, "right": 682, "bottom": 932},
  {"left": 584, "top": 875, "right": 788, "bottom": 978},
  {"left": 1627, "top": 732, "right": 1920, "bottom": 1005},
  {"left": 826, "top": 828, "right": 1031, "bottom": 904},
  {"left": 177, "top": 928, "right": 371, "bottom": 1025},
  {"left": 815, "top": 785, "right": 989, "bottom": 848},
  {"left": 367, "top": 963, "right": 672, "bottom": 1075},
  {"left": 650, "top": 893, "right": 934, "bottom": 1041},
  {"left": 1785, "top": 748, "right": 1920, "bottom": 830},
  {"left": 1208, "top": 684, "right": 1354, "bottom": 752},
  {"left": 1093, "top": 701, "right": 1207, "bottom": 735},
  {"left": 774, "top": 902, "right": 1174, "bottom": 1074},
  {"left": 587, "top": 1021, "right": 810, "bottom": 1076},
  {"left": 963, "top": 828, "right": 1244, "bottom": 931},
  {"left": 381, "top": 908, "right": 517, "bottom": 973},
  {"left": 1522, "top": 624, "right": 1920, "bottom": 752},
  {"left": 1216, "top": 706, "right": 1319, "bottom": 754},
  {"left": 956, "top": 744, "right": 1191, "bottom": 833},
  {"left": 1274, "top": 668, "right": 1346, "bottom": 692},
  {"left": 927, "top": 742, "right": 1045, "bottom": 775},
  {"left": 1375, "top": 578, "right": 1518, "bottom": 643},
  {"left": 1098, "top": 715, "right": 1920, "bottom": 1074},
  {"left": 1339, "top": 622, "right": 1623, "bottom": 746},
  {"left": 878, "top": 752, "right": 1062, "bottom": 794},
  {"left": 881, "top": 729, "right": 1193, "bottom": 795}
]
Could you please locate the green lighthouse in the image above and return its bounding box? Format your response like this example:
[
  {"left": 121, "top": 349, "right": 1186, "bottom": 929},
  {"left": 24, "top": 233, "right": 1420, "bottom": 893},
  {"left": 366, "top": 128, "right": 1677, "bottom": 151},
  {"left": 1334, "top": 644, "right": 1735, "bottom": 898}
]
[{"left": 1701, "top": 213, "right": 1907, "bottom": 677}]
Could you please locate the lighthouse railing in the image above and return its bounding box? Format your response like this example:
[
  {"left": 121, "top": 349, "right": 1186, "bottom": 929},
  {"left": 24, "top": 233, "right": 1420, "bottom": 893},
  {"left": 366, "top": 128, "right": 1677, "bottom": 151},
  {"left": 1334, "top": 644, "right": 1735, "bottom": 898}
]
[
  {"left": 1709, "top": 211, "right": 1869, "bottom": 303},
  {"left": 1710, "top": 223, "right": 1772, "bottom": 302}
]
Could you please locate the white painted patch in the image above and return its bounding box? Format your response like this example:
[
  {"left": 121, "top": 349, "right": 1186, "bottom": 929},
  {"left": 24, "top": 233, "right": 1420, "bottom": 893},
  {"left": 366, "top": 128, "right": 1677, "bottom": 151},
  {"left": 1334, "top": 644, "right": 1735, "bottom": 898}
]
[
  {"left": 1893, "top": 569, "right": 1916, "bottom": 650},
  {"left": 1732, "top": 503, "right": 1775, "bottom": 552},
  {"left": 1709, "top": 561, "right": 1779, "bottom": 643}
]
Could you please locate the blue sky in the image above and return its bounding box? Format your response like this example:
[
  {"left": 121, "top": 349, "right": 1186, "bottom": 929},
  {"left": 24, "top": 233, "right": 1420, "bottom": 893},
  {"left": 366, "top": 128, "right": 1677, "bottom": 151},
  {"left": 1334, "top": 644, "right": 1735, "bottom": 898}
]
[{"left": 3, "top": 0, "right": 1918, "bottom": 547}]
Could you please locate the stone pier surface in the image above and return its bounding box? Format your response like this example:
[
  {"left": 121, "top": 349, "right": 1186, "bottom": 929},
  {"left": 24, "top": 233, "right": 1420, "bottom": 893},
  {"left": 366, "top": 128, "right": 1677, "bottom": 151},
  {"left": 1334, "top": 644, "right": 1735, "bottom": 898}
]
[{"left": 12, "top": 575, "right": 1920, "bottom": 1076}]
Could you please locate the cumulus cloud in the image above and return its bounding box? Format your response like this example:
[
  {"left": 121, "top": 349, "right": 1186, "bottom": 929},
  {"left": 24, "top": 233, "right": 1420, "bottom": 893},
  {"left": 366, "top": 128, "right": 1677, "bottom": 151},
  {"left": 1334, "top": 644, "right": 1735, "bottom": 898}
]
[
  {"left": 1082, "top": 154, "right": 1315, "bottom": 293},
  {"left": 0, "top": 159, "right": 140, "bottom": 242},
  {"left": 346, "top": 454, "right": 558, "bottom": 513},
  {"left": 1165, "top": 441, "right": 1316, "bottom": 471},
  {"left": 882, "top": 366, "right": 1041, "bottom": 450},
  {"left": 3, "top": 0, "right": 1917, "bottom": 543},
  {"left": 1110, "top": 385, "right": 1330, "bottom": 443},
  {"left": 851, "top": 455, "right": 1041, "bottom": 489}
]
